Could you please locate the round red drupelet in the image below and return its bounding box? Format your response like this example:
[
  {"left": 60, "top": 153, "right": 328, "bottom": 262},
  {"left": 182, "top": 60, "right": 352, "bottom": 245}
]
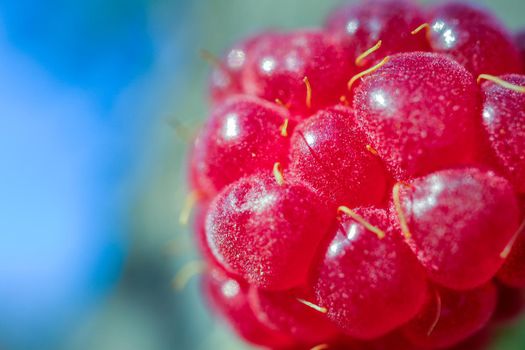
[
  {"left": 313, "top": 207, "right": 427, "bottom": 340},
  {"left": 353, "top": 52, "right": 480, "bottom": 180},
  {"left": 392, "top": 167, "right": 520, "bottom": 290},
  {"left": 480, "top": 74, "right": 525, "bottom": 193},
  {"left": 202, "top": 268, "right": 295, "bottom": 348},
  {"left": 289, "top": 105, "right": 389, "bottom": 209},
  {"left": 402, "top": 283, "right": 497, "bottom": 349},
  {"left": 242, "top": 29, "right": 354, "bottom": 116},
  {"left": 248, "top": 287, "right": 340, "bottom": 346},
  {"left": 426, "top": 2, "right": 523, "bottom": 77},
  {"left": 325, "top": 0, "right": 430, "bottom": 68},
  {"left": 206, "top": 172, "right": 334, "bottom": 290},
  {"left": 190, "top": 95, "right": 291, "bottom": 198},
  {"left": 209, "top": 32, "right": 276, "bottom": 103}
]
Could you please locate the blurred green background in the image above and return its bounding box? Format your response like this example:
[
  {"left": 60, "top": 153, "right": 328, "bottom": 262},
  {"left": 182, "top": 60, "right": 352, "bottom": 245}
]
[{"left": 1, "top": 1, "right": 524, "bottom": 349}]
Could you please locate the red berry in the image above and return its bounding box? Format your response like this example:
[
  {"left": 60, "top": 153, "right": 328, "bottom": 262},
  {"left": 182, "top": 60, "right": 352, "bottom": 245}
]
[
  {"left": 426, "top": 2, "right": 523, "bottom": 77},
  {"left": 480, "top": 74, "right": 525, "bottom": 193},
  {"left": 248, "top": 287, "right": 339, "bottom": 345},
  {"left": 206, "top": 172, "right": 333, "bottom": 290},
  {"left": 392, "top": 168, "right": 520, "bottom": 289},
  {"left": 289, "top": 105, "right": 388, "bottom": 208},
  {"left": 190, "top": 95, "right": 290, "bottom": 197},
  {"left": 325, "top": 0, "right": 430, "bottom": 68},
  {"left": 242, "top": 29, "right": 354, "bottom": 115},
  {"left": 190, "top": 2, "right": 525, "bottom": 348},
  {"left": 353, "top": 52, "right": 479, "bottom": 180},
  {"left": 402, "top": 283, "right": 497, "bottom": 349},
  {"left": 312, "top": 207, "right": 427, "bottom": 339},
  {"left": 202, "top": 268, "right": 294, "bottom": 348}
]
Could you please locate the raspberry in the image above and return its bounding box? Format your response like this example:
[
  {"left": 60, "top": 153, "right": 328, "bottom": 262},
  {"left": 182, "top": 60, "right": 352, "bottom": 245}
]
[
  {"left": 392, "top": 168, "right": 520, "bottom": 290},
  {"left": 312, "top": 207, "right": 427, "bottom": 339},
  {"left": 402, "top": 283, "right": 497, "bottom": 348},
  {"left": 186, "top": 0, "right": 525, "bottom": 348},
  {"left": 426, "top": 2, "right": 523, "bottom": 77},
  {"left": 353, "top": 52, "right": 479, "bottom": 180}
]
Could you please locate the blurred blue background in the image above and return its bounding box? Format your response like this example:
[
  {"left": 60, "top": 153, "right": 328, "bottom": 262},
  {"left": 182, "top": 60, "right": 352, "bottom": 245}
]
[
  {"left": 0, "top": 1, "right": 190, "bottom": 348},
  {"left": 0, "top": 1, "right": 524, "bottom": 349}
]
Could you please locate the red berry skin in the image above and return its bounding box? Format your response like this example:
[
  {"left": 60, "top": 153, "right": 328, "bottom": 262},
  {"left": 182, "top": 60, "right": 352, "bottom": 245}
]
[
  {"left": 289, "top": 106, "right": 388, "bottom": 209},
  {"left": 353, "top": 52, "right": 479, "bottom": 180},
  {"left": 209, "top": 32, "right": 276, "bottom": 103},
  {"left": 393, "top": 168, "right": 520, "bottom": 290},
  {"left": 481, "top": 74, "right": 525, "bottom": 193},
  {"left": 497, "top": 230, "right": 525, "bottom": 288},
  {"left": 427, "top": 2, "right": 523, "bottom": 77},
  {"left": 202, "top": 268, "right": 295, "bottom": 348},
  {"left": 242, "top": 29, "right": 354, "bottom": 115},
  {"left": 248, "top": 287, "right": 340, "bottom": 345},
  {"left": 402, "top": 283, "right": 497, "bottom": 349},
  {"left": 206, "top": 173, "right": 334, "bottom": 290},
  {"left": 325, "top": 0, "right": 430, "bottom": 68},
  {"left": 312, "top": 207, "right": 427, "bottom": 340},
  {"left": 190, "top": 95, "right": 290, "bottom": 198}
]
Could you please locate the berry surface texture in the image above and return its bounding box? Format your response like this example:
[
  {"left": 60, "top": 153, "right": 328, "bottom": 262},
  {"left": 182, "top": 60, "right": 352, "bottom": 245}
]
[{"left": 187, "top": 1, "right": 525, "bottom": 349}]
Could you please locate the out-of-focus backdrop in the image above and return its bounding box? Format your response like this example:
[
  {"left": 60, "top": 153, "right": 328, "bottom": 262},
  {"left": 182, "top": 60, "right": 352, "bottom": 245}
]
[{"left": 0, "top": 1, "right": 524, "bottom": 349}]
